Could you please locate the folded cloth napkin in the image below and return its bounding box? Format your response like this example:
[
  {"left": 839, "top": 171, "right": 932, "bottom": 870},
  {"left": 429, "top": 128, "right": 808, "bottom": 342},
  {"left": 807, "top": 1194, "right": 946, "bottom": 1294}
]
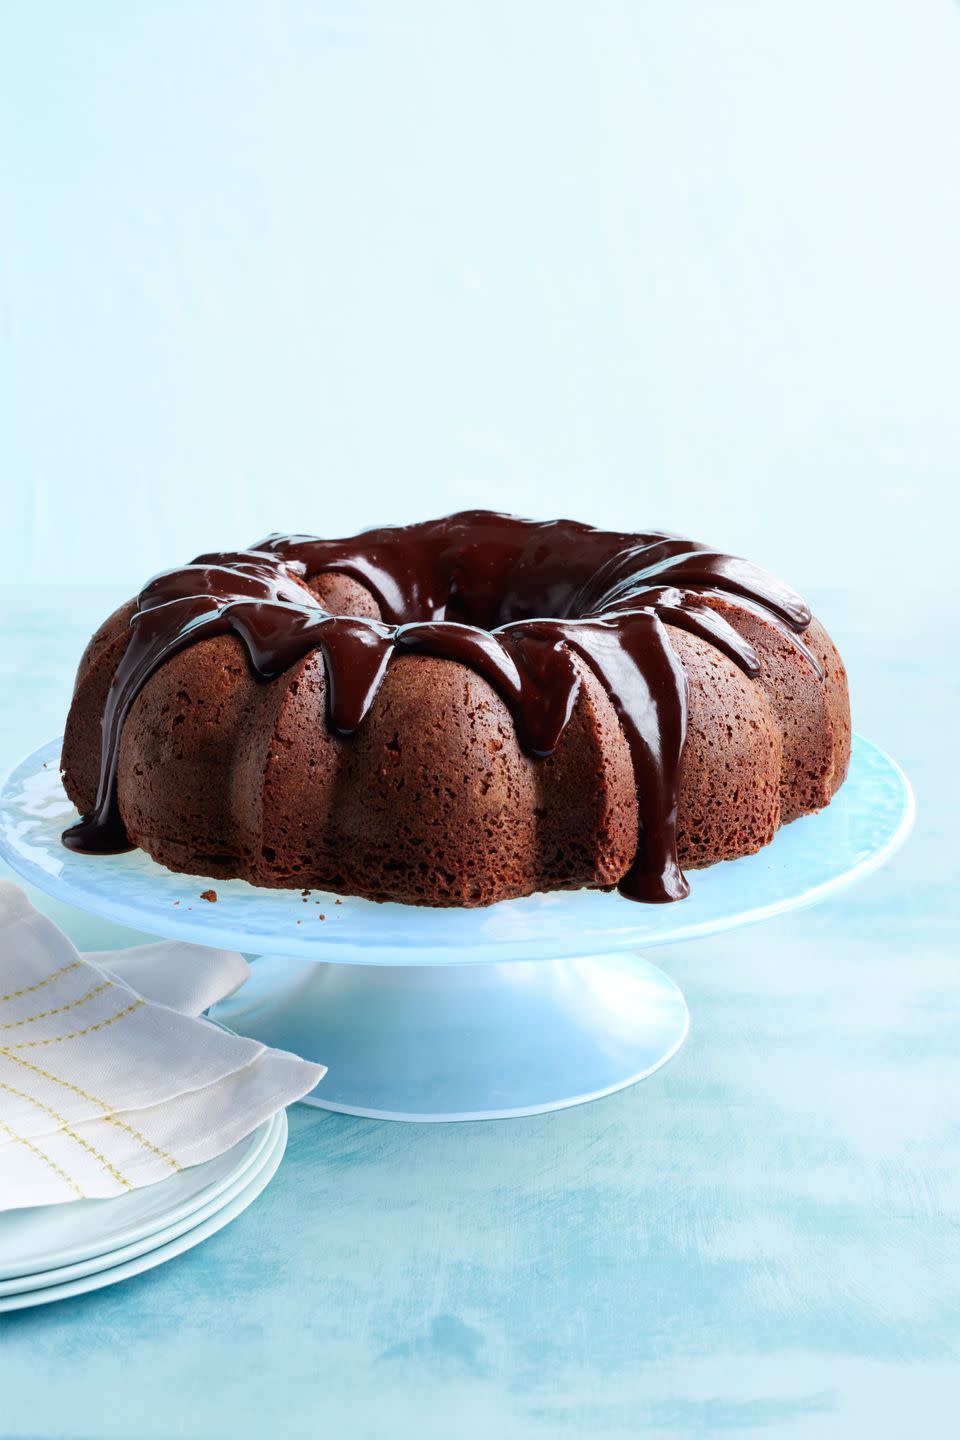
[
  {"left": 0, "top": 881, "right": 325, "bottom": 1211},
  {"left": 87, "top": 941, "right": 251, "bottom": 1017}
]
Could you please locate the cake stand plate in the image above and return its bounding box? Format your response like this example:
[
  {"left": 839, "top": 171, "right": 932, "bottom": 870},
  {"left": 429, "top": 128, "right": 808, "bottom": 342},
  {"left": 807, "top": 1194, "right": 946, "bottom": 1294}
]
[{"left": 0, "top": 737, "right": 913, "bottom": 1120}]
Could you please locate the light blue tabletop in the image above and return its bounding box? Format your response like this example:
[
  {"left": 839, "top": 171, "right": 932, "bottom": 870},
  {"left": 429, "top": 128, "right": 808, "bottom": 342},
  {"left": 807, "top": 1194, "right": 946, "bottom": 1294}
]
[{"left": 0, "top": 586, "right": 956, "bottom": 1440}]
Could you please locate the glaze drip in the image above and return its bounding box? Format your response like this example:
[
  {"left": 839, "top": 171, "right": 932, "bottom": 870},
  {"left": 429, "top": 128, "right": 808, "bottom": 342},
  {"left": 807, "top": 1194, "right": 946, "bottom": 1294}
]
[{"left": 62, "top": 511, "right": 816, "bottom": 903}]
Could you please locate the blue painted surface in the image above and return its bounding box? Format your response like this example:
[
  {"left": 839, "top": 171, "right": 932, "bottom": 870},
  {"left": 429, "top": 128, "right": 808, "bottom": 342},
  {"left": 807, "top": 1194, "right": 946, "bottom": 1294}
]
[{"left": 0, "top": 586, "right": 956, "bottom": 1437}]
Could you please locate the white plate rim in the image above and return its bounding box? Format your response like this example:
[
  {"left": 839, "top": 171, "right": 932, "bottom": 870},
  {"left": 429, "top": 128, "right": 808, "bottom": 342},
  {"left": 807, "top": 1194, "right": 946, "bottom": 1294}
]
[
  {"left": 0, "top": 1109, "right": 286, "bottom": 1296},
  {"left": 0, "top": 1110, "right": 278, "bottom": 1281},
  {"left": 0, "top": 1109, "right": 287, "bottom": 1312}
]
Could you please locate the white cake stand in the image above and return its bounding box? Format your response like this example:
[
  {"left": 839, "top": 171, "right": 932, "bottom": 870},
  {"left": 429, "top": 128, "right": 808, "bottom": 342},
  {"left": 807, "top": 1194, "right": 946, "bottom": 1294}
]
[{"left": 0, "top": 736, "right": 913, "bottom": 1121}]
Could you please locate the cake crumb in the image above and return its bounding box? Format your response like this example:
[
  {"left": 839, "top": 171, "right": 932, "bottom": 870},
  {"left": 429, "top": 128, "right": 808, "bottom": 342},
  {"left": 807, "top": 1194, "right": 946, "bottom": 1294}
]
[
  {"left": 318, "top": 913, "right": 326, "bottom": 921},
  {"left": 200, "top": 889, "right": 218, "bottom": 903},
  {"left": 334, "top": 898, "right": 342, "bottom": 905}
]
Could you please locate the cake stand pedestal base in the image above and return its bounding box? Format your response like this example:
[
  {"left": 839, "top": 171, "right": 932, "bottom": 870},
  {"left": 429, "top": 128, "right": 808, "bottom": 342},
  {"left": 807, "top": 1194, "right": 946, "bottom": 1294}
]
[{"left": 210, "top": 952, "right": 689, "bottom": 1121}]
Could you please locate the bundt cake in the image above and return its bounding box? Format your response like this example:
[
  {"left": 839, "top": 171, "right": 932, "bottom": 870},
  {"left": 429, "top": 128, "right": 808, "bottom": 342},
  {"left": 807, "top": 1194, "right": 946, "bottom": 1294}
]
[{"left": 60, "top": 511, "right": 850, "bottom": 907}]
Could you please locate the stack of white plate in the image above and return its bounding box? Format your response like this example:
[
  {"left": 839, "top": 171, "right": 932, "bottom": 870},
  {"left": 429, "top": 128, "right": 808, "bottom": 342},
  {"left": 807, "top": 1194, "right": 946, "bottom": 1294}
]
[{"left": 0, "top": 1109, "right": 287, "bottom": 1311}]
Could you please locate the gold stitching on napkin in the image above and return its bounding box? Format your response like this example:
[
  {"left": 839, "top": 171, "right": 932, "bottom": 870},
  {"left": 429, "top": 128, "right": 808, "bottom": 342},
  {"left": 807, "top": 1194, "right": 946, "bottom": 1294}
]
[
  {"left": 100, "top": 1113, "right": 180, "bottom": 1171},
  {"left": 0, "top": 998, "right": 145, "bottom": 1050},
  {"left": 0, "top": 1116, "right": 86, "bottom": 1200},
  {"left": 0, "top": 1050, "right": 181, "bottom": 1172},
  {"left": 0, "top": 981, "right": 115, "bottom": 1031},
  {"left": 0, "top": 961, "right": 82, "bottom": 1005},
  {"left": 0, "top": 1080, "right": 133, "bottom": 1192}
]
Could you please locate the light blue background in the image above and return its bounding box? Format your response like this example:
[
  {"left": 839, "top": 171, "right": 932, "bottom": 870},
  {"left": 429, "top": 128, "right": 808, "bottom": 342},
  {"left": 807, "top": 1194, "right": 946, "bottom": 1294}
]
[
  {"left": 1, "top": 5, "right": 959, "bottom": 1437},
  {"left": 2, "top": 1, "right": 959, "bottom": 586}
]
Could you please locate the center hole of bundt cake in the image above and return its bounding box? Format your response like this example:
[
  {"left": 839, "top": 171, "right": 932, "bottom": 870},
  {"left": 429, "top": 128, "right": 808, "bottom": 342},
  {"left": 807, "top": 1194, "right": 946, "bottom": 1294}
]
[
  {"left": 307, "top": 540, "right": 598, "bottom": 631},
  {"left": 435, "top": 575, "right": 590, "bottom": 631},
  {"left": 311, "top": 576, "right": 586, "bottom": 631}
]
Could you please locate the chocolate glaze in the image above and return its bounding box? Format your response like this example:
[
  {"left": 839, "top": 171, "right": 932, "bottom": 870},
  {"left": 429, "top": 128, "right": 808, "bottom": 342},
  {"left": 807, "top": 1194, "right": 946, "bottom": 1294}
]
[{"left": 63, "top": 511, "right": 816, "bottom": 903}]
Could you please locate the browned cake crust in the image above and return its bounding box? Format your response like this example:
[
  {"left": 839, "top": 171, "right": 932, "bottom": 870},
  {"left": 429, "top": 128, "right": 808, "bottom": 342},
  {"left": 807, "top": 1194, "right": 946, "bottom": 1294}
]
[{"left": 61, "top": 535, "right": 850, "bottom": 907}]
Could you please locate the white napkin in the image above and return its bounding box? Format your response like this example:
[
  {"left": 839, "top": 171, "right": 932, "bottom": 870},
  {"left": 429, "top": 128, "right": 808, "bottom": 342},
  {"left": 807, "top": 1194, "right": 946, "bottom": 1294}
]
[
  {"left": 0, "top": 882, "right": 325, "bottom": 1211},
  {"left": 88, "top": 941, "right": 250, "bottom": 1017}
]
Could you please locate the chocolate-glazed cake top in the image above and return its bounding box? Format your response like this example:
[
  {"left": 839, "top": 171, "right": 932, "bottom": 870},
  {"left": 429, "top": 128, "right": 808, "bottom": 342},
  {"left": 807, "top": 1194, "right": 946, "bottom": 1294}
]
[{"left": 63, "top": 510, "right": 816, "bottom": 903}]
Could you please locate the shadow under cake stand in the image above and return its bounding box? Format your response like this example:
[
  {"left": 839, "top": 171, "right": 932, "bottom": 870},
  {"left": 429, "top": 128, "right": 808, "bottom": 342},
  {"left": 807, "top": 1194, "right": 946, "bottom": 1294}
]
[{"left": 0, "top": 736, "right": 913, "bottom": 1122}]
